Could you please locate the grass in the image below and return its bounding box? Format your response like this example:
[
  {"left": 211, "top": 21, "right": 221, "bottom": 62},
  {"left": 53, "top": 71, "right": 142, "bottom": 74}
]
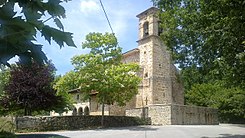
[
  {"left": 0, "top": 117, "right": 15, "bottom": 132},
  {"left": 0, "top": 117, "right": 16, "bottom": 138}
]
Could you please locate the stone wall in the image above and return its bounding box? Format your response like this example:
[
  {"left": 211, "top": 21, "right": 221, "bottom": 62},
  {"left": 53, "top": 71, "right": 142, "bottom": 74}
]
[
  {"left": 125, "top": 107, "right": 148, "bottom": 119},
  {"left": 15, "top": 116, "right": 149, "bottom": 132},
  {"left": 171, "top": 105, "right": 218, "bottom": 125},
  {"left": 126, "top": 105, "right": 218, "bottom": 125},
  {"left": 148, "top": 105, "right": 172, "bottom": 125}
]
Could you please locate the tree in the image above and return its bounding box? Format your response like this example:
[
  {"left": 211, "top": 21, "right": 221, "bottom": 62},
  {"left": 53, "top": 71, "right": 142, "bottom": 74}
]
[
  {"left": 53, "top": 71, "right": 77, "bottom": 114},
  {"left": 55, "top": 71, "right": 79, "bottom": 97},
  {"left": 0, "top": 61, "right": 68, "bottom": 116},
  {"left": 0, "top": 66, "right": 10, "bottom": 96},
  {"left": 153, "top": 0, "right": 245, "bottom": 123},
  {"left": 56, "top": 32, "right": 141, "bottom": 126},
  {"left": 0, "top": 0, "right": 76, "bottom": 67},
  {"left": 153, "top": 0, "right": 245, "bottom": 89},
  {"left": 0, "top": 67, "right": 10, "bottom": 115}
]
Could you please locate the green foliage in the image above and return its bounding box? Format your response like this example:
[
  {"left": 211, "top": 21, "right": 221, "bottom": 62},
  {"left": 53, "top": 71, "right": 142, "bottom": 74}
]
[
  {"left": 55, "top": 71, "right": 79, "bottom": 96},
  {"left": 71, "top": 32, "right": 141, "bottom": 106},
  {"left": 0, "top": 131, "right": 16, "bottom": 138},
  {"left": 0, "top": 67, "right": 10, "bottom": 115},
  {"left": 0, "top": 117, "right": 15, "bottom": 138},
  {"left": 0, "top": 117, "right": 15, "bottom": 133},
  {"left": 153, "top": 0, "right": 245, "bottom": 123},
  {"left": 218, "top": 88, "right": 245, "bottom": 123},
  {"left": 180, "top": 65, "right": 206, "bottom": 91},
  {"left": 54, "top": 71, "right": 78, "bottom": 111},
  {"left": 153, "top": 0, "right": 245, "bottom": 89},
  {"left": 55, "top": 32, "right": 141, "bottom": 109},
  {"left": 185, "top": 83, "right": 218, "bottom": 107},
  {"left": 0, "top": 0, "right": 75, "bottom": 66},
  {"left": 186, "top": 83, "right": 245, "bottom": 123},
  {"left": 0, "top": 67, "right": 10, "bottom": 95}
]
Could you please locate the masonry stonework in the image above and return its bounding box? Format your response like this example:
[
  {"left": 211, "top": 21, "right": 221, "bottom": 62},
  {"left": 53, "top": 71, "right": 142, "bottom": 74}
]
[{"left": 15, "top": 116, "right": 149, "bottom": 131}]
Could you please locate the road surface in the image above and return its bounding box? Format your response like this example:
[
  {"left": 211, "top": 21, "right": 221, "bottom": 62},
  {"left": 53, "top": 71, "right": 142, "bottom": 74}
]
[{"left": 17, "top": 124, "right": 245, "bottom": 138}]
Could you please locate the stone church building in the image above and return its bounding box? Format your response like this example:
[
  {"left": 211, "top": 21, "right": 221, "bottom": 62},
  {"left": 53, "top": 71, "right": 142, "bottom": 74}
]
[{"left": 51, "top": 7, "right": 218, "bottom": 125}]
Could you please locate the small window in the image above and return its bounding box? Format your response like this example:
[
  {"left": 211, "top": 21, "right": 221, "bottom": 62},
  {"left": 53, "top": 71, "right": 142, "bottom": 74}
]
[
  {"left": 159, "top": 64, "right": 162, "bottom": 68},
  {"left": 144, "top": 51, "right": 146, "bottom": 54},
  {"left": 143, "top": 22, "right": 149, "bottom": 37},
  {"left": 76, "top": 94, "right": 80, "bottom": 101},
  {"left": 144, "top": 72, "right": 148, "bottom": 78},
  {"left": 158, "top": 21, "right": 163, "bottom": 36}
]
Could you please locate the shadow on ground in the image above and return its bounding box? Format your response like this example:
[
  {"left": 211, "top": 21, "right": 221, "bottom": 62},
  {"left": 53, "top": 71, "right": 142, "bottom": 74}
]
[
  {"left": 227, "top": 124, "right": 245, "bottom": 128},
  {"left": 17, "top": 134, "right": 68, "bottom": 138},
  {"left": 202, "top": 134, "right": 245, "bottom": 138},
  {"left": 94, "top": 125, "right": 158, "bottom": 131}
]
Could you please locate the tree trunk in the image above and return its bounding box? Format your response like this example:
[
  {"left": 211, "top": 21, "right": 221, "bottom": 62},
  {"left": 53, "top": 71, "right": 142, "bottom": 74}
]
[
  {"left": 101, "top": 102, "right": 105, "bottom": 127},
  {"left": 24, "top": 106, "right": 27, "bottom": 116},
  {"left": 28, "top": 108, "right": 32, "bottom": 116}
]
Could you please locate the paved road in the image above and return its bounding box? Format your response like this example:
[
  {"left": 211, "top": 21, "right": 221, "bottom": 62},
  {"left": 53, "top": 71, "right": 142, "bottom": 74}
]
[{"left": 17, "top": 124, "right": 245, "bottom": 138}]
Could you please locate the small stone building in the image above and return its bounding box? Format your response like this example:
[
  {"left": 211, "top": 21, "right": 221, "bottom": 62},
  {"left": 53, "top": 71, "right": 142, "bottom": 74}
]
[
  {"left": 51, "top": 7, "right": 218, "bottom": 125},
  {"left": 50, "top": 89, "right": 91, "bottom": 116}
]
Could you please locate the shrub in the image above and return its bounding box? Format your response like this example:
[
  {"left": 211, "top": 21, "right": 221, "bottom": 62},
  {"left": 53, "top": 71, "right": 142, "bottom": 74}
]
[{"left": 0, "top": 131, "right": 16, "bottom": 138}]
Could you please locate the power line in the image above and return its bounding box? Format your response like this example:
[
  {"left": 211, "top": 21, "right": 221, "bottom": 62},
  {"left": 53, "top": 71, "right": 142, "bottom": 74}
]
[{"left": 99, "top": 0, "right": 114, "bottom": 34}]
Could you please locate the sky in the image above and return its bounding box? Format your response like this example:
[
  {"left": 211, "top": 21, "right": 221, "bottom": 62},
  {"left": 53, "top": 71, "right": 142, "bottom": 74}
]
[{"left": 39, "top": 0, "right": 153, "bottom": 75}]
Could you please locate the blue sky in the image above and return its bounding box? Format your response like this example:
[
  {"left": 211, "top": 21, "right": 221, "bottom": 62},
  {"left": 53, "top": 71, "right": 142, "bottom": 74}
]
[{"left": 39, "top": 0, "right": 153, "bottom": 75}]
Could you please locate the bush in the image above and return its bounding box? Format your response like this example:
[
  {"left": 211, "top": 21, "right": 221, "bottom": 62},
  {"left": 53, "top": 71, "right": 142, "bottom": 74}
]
[
  {"left": 185, "top": 83, "right": 245, "bottom": 123},
  {"left": 0, "top": 131, "right": 16, "bottom": 138}
]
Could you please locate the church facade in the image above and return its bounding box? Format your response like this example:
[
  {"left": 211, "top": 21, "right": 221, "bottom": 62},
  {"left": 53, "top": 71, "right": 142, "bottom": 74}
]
[{"left": 51, "top": 7, "right": 218, "bottom": 125}]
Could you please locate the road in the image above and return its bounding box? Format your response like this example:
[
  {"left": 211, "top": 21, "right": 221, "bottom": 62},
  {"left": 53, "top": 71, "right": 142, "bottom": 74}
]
[{"left": 17, "top": 124, "right": 245, "bottom": 138}]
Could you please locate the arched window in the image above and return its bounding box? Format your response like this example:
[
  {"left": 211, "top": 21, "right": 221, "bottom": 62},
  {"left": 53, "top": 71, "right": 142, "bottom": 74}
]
[
  {"left": 72, "top": 108, "right": 77, "bottom": 116},
  {"left": 84, "top": 106, "right": 90, "bottom": 116},
  {"left": 78, "top": 107, "right": 83, "bottom": 116},
  {"left": 143, "top": 22, "right": 149, "bottom": 37}
]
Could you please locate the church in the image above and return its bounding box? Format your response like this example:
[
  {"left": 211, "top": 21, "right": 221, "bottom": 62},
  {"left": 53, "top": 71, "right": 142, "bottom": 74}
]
[{"left": 51, "top": 7, "right": 218, "bottom": 125}]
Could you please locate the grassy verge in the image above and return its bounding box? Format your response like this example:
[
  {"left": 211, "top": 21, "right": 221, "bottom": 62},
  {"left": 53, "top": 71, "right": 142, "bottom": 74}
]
[{"left": 0, "top": 117, "right": 16, "bottom": 138}]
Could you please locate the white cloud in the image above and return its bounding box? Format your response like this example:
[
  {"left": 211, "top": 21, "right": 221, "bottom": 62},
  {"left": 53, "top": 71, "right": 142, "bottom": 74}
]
[{"left": 80, "top": 0, "right": 100, "bottom": 15}]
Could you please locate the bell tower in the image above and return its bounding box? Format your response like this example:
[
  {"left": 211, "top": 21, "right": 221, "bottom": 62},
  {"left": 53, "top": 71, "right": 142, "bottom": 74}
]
[
  {"left": 125, "top": 7, "right": 217, "bottom": 126},
  {"left": 136, "top": 7, "right": 184, "bottom": 107}
]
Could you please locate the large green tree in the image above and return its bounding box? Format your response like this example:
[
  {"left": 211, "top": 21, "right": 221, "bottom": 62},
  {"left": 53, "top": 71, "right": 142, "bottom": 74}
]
[
  {"left": 0, "top": 0, "right": 75, "bottom": 66},
  {"left": 153, "top": 0, "right": 245, "bottom": 89},
  {"left": 153, "top": 0, "right": 245, "bottom": 123},
  {"left": 0, "top": 61, "right": 68, "bottom": 116},
  {"left": 55, "top": 32, "right": 141, "bottom": 126}
]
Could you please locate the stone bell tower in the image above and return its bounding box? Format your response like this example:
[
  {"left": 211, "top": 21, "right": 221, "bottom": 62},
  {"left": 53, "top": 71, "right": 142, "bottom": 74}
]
[
  {"left": 126, "top": 7, "right": 218, "bottom": 126},
  {"left": 136, "top": 7, "right": 184, "bottom": 107}
]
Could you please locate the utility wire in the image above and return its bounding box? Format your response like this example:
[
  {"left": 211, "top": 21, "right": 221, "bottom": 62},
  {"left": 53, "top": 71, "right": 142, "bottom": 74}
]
[
  {"left": 99, "top": 0, "right": 121, "bottom": 48},
  {"left": 99, "top": 0, "right": 114, "bottom": 34}
]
